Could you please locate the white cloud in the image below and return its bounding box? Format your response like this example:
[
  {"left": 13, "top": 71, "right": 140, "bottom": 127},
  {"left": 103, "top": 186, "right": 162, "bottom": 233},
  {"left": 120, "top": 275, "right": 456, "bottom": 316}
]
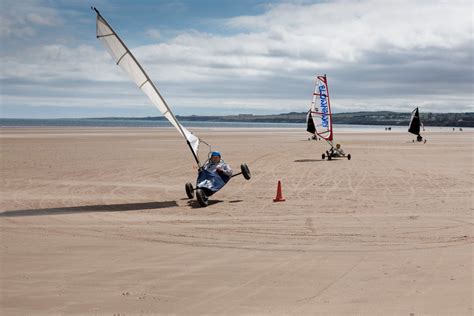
[
  {"left": 26, "top": 12, "right": 59, "bottom": 26},
  {"left": 1, "top": 44, "right": 125, "bottom": 82},
  {"left": 0, "top": 1, "right": 62, "bottom": 39},
  {"left": 1, "top": 0, "right": 473, "bottom": 116},
  {"left": 145, "top": 28, "right": 161, "bottom": 40}
]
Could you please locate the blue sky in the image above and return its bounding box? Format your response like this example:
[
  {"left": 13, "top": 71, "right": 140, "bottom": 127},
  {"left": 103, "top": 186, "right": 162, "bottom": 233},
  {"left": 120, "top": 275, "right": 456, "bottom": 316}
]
[{"left": 1, "top": 0, "right": 473, "bottom": 118}]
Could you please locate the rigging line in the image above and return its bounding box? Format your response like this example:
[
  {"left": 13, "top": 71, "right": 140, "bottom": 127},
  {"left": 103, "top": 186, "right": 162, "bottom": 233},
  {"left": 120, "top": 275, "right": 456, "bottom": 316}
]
[{"left": 199, "top": 138, "right": 211, "bottom": 147}]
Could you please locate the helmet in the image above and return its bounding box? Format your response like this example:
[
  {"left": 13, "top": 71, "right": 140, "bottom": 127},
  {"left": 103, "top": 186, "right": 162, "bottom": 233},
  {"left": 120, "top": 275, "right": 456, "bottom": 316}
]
[
  {"left": 336, "top": 144, "right": 341, "bottom": 148},
  {"left": 211, "top": 151, "right": 221, "bottom": 157}
]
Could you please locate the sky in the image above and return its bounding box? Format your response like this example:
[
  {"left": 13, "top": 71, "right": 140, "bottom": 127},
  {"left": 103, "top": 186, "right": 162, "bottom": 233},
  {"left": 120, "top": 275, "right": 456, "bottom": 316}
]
[{"left": 0, "top": 0, "right": 472, "bottom": 118}]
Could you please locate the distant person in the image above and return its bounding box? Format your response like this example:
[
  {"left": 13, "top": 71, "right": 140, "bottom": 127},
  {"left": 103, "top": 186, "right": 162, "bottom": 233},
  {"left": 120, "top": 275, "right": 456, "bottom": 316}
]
[{"left": 459, "top": 128, "right": 463, "bottom": 131}]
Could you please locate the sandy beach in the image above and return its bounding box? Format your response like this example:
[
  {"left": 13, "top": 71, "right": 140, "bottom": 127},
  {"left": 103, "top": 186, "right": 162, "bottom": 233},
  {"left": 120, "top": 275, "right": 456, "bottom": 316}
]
[{"left": 0, "top": 127, "right": 472, "bottom": 315}]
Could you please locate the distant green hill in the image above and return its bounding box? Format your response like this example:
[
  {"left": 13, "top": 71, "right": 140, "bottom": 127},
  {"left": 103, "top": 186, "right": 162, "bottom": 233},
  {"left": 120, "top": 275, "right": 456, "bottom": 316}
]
[{"left": 105, "top": 111, "right": 473, "bottom": 127}]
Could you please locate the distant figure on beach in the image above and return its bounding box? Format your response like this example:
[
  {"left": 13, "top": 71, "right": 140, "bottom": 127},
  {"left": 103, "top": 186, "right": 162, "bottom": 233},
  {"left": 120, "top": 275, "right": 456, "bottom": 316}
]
[
  {"left": 415, "top": 134, "right": 426, "bottom": 143},
  {"left": 453, "top": 127, "right": 455, "bottom": 131},
  {"left": 459, "top": 128, "right": 463, "bottom": 131}
]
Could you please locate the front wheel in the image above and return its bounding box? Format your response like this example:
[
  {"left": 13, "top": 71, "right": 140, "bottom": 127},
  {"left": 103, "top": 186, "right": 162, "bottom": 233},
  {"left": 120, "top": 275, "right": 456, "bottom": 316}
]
[
  {"left": 196, "top": 189, "right": 209, "bottom": 207},
  {"left": 185, "top": 182, "right": 194, "bottom": 199},
  {"left": 322, "top": 153, "right": 326, "bottom": 160},
  {"left": 347, "top": 154, "right": 351, "bottom": 160},
  {"left": 241, "top": 163, "right": 251, "bottom": 180}
]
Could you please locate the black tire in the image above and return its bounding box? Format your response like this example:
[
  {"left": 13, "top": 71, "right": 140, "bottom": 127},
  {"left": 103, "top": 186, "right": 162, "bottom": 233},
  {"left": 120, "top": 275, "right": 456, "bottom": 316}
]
[
  {"left": 328, "top": 155, "right": 332, "bottom": 161},
  {"left": 185, "top": 182, "right": 194, "bottom": 199},
  {"left": 241, "top": 163, "right": 251, "bottom": 180},
  {"left": 196, "top": 189, "right": 208, "bottom": 207},
  {"left": 347, "top": 154, "right": 351, "bottom": 160},
  {"left": 322, "top": 153, "right": 326, "bottom": 160}
]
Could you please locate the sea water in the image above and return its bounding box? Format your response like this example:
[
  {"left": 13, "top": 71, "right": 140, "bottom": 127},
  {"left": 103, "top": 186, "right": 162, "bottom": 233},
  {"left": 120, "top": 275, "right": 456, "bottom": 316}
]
[{"left": 0, "top": 118, "right": 469, "bottom": 132}]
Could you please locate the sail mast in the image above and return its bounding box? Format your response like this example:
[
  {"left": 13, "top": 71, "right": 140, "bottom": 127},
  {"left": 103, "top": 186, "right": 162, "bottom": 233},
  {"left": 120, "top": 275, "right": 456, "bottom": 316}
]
[{"left": 320, "top": 74, "right": 334, "bottom": 142}]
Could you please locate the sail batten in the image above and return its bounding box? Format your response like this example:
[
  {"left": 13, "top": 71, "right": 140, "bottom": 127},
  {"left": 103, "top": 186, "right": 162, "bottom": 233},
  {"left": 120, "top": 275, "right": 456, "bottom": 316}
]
[
  {"left": 138, "top": 79, "right": 149, "bottom": 88},
  {"left": 116, "top": 51, "right": 128, "bottom": 65},
  {"left": 93, "top": 8, "right": 200, "bottom": 164}
]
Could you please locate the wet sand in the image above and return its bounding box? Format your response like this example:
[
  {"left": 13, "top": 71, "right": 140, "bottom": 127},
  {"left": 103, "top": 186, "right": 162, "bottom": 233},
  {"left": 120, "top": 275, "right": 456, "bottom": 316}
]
[{"left": 0, "top": 127, "right": 472, "bottom": 315}]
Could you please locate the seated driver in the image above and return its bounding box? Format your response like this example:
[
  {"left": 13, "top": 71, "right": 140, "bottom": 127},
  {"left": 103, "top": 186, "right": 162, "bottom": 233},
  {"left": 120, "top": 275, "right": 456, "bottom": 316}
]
[
  {"left": 197, "top": 151, "right": 233, "bottom": 196},
  {"left": 329, "top": 143, "right": 345, "bottom": 157},
  {"left": 203, "top": 151, "right": 233, "bottom": 178}
]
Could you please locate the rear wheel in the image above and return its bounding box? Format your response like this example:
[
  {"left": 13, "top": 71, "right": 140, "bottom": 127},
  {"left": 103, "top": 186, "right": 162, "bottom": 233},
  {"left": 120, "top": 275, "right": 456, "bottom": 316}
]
[
  {"left": 185, "top": 182, "right": 194, "bottom": 199},
  {"left": 347, "top": 154, "right": 351, "bottom": 160},
  {"left": 196, "top": 189, "right": 209, "bottom": 207},
  {"left": 241, "top": 163, "right": 251, "bottom": 180},
  {"left": 328, "top": 155, "right": 332, "bottom": 161}
]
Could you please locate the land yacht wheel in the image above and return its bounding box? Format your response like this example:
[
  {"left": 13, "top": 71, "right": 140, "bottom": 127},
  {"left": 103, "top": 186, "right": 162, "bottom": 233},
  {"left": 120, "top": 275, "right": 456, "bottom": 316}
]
[
  {"left": 196, "top": 189, "right": 209, "bottom": 207},
  {"left": 241, "top": 163, "right": 251, "bottom": 180},
  {"left": 185, "top": 182, "right": 194, "bottom": 199}
]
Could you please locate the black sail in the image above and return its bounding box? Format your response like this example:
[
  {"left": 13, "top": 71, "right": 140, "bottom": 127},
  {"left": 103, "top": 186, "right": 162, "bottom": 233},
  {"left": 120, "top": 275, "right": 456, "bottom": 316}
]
[
  {"left": 408, "top": 107, "right": 421, "bottom": 135},
  {"left": 306, "top": 110, "right": 316, "bottom": 134}
]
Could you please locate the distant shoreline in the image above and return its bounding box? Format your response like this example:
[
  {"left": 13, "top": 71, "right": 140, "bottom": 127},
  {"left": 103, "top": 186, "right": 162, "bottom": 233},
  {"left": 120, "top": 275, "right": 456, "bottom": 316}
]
[
  {"left": 0, "top": 118, "right": 471, "bottom": 131},
  {"left": 1, "top": 111, "right": 472, "bottom": 127}
]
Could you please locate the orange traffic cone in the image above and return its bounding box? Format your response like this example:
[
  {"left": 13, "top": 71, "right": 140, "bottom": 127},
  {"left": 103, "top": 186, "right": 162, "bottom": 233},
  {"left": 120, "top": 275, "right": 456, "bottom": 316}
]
[{"left": 273, "top": 180, "right": 286, "bottom": 202}]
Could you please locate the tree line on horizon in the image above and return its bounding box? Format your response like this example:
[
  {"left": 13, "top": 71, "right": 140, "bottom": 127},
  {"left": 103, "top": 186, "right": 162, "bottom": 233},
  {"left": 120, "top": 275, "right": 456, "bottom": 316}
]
[{"left": 121, "top": 111, "right": 473, "bottom": 127}]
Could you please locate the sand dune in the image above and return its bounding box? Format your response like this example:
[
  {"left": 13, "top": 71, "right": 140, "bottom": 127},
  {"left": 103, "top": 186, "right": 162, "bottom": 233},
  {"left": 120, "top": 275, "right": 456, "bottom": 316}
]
[{"left": 1, "top": 127, "right": 472, "bottom": 315}]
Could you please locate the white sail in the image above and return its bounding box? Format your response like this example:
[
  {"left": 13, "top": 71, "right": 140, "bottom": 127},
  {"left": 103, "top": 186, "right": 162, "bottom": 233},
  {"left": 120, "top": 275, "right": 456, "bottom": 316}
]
[
  {"left": 307, "top": 75, "right": 333, "bottom": 142},
  {"left": 93, "top": 8, "right": 200, "bottom": 161}
]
